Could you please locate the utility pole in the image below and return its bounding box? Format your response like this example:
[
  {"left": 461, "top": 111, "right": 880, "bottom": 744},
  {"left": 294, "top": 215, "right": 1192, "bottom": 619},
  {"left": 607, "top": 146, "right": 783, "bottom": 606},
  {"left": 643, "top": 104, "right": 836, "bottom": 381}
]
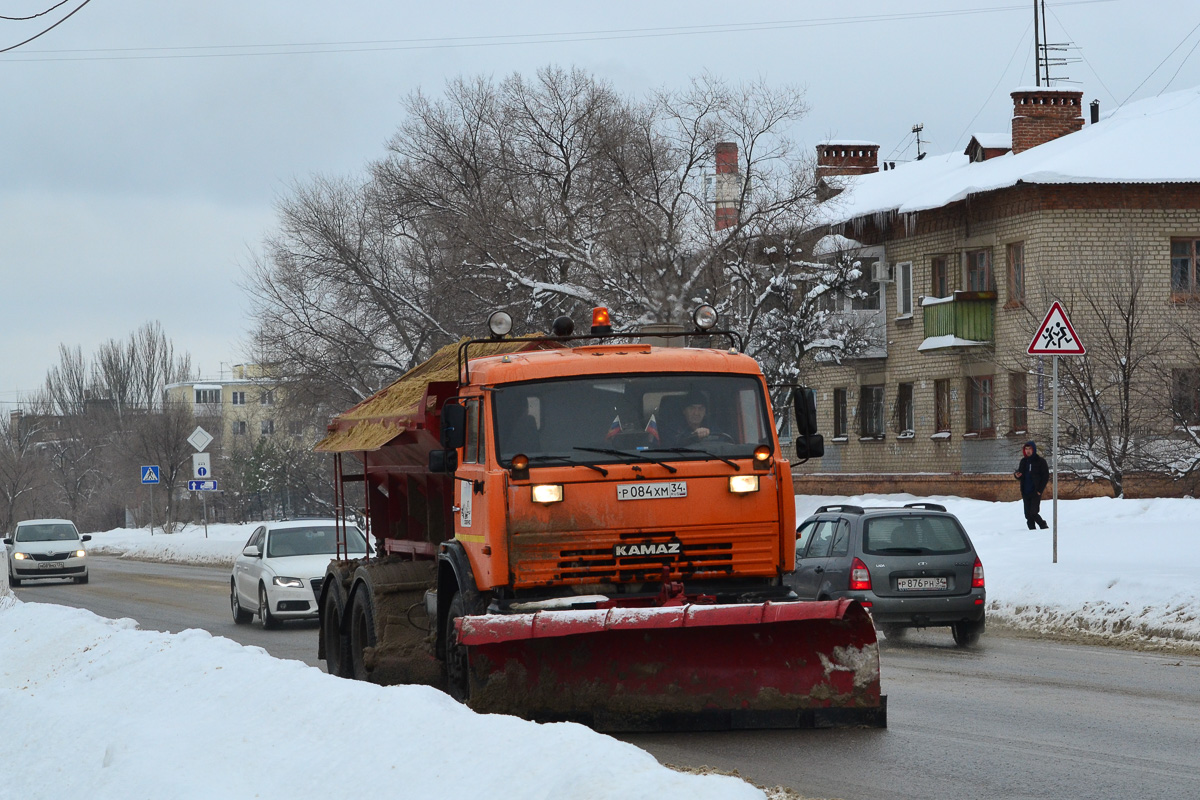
[{"left": 1034, "top": 0, "right": 1041, "bottom": 86}]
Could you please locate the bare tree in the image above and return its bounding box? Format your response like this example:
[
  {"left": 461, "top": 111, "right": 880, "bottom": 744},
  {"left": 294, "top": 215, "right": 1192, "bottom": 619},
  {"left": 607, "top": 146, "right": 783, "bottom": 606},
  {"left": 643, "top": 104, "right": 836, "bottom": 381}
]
[
  {"left": 246, "top": 67, "right": 865, "bottom": 407},
  {"left": 0, "top": 412, "right": 43, "bottom": 533}
]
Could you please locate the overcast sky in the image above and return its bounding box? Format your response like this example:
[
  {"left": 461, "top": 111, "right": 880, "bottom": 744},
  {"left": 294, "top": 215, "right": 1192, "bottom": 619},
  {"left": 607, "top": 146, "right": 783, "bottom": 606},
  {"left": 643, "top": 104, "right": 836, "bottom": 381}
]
[{"left": 2, "top": 0, "right": 1197, "bottom": 405}]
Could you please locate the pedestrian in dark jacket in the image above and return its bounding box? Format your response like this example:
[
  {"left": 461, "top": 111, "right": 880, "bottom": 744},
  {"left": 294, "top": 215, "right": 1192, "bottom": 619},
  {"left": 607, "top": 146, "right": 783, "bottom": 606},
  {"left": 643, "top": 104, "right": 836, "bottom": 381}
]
[{"left": 1013, "top": 440, "right": 1050, "bottom": 529}]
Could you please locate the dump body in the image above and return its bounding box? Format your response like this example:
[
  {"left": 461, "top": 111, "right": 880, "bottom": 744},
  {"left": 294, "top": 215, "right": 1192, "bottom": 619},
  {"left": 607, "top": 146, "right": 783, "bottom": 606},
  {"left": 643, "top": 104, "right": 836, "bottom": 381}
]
[{"left": 316, "top": 337, "right": 884, "bottom": 730}]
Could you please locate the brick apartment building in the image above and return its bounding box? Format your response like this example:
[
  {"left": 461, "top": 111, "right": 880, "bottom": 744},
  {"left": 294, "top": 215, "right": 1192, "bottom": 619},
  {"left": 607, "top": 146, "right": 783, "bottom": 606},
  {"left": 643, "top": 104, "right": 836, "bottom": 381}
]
[{"left": 798, "top": 85, "right": 1200, "bottom": 499}]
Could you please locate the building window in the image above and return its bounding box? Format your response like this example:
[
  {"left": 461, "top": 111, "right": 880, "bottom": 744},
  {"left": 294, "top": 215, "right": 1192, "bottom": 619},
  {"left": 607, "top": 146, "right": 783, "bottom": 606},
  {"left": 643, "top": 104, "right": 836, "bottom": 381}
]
[
  {"left": 1171, "top": 239, "right": 1200, "bottom": 298},
  {"left": 1171, "top": 368, "right": 1200, "bottom": 425},
  {"left": 260, "top": 390, "right": 275, "bottom": 406},
  {"left": 1007, "top": 242, "right": 1025, "bottom": 304},
  {"left": 288, "top": 420, "right": 304, "bottom": 436},
  {"left": 833, "top": 388, "right": 848, "bottom": 438},
  {"left": 931, "top": 256, "right": 948, "bottom": 297},
  {"left": 195, "top": 388, "right": 220, "bottom": 405},
  {"left": 231, "top": 391, "right": 246, "bottom": 405},
  {"left": 232, "top": 420, "right": 247, "bottom": 436},
  {"left": 934, "top": 379, "right": 952, "bottom": 433},
  {"left": 859, "top": 385, "right": 885, "bottom": 438},
  {"left": 1010, "top": 372, "right": 1028, "bottom": 433},
  {"left": 895, "top": 262, "right": 913, "bottom": 316},
  {"left": 966, "top": 376, "right": 994, "bottom": 435},
  {"left": 895, "top": 383, "right": 914, "bottom": 437},
  {"left": 261, "top": 419, "right": 275, "bottom": 436},
  {"left": 966, "top": 249, "right": 993, "bottom": 292}
]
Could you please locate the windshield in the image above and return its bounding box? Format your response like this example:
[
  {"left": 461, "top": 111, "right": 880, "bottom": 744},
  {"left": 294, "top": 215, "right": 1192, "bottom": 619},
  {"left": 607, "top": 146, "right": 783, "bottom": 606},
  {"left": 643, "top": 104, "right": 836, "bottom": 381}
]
[
  {"left": 492, "top": 373, "right": 771, "bottom": 466},
  {"left": 15, "top": 523, "right": 79, "bottom": 542},
  {"left": 266, "top": 525, "right": 367, "bottom": 558},
  {"left": 862, "top": 515, "right": 970, "bottom": 555}
]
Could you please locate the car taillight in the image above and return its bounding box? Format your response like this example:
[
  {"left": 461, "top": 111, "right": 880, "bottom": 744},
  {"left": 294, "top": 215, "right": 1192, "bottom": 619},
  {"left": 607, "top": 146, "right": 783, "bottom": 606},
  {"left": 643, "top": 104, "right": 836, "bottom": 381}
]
[
  {"left": 972, "top": 557, "right": 985, "bottom": 588},
  {"left": 850, "top": 557, "right": 871, "bottom": 591}
]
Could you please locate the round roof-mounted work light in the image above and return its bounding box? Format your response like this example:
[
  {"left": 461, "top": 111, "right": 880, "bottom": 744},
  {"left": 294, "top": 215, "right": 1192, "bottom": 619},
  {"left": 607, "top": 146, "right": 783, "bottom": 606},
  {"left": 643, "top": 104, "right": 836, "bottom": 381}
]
[
  {"left": 552, "top": 315, "right": 575, "bottom": 337},
  {"left": 487, "top": 311, "right": 513, "bottom": 339},
  {"left": 692, "top": 304, "right": 718, "bottom": 330}
]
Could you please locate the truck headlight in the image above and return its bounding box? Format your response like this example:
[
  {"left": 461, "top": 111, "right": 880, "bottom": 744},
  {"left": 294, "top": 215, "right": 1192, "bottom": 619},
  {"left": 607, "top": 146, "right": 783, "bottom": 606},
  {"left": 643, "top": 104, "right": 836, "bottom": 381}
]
[
  {"left": 531, "top": 484, "right": 564, "bottom": 504},
  {"left": 272, "top": 576, "right": 305, "bottom": 588},
  {"left": 728, "top": 475, "right": 760, "bottom": 493}
]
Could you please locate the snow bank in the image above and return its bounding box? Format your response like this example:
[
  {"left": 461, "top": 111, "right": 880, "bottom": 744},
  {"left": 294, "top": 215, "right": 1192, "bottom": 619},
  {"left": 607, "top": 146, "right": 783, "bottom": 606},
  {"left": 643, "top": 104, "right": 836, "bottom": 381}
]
[
  {"left": 87, "top": 522, "right": 257, "bottom": 566},
  {"left": 0, "top": 596, "right": 764, "bottom": 800},
  {"left": 797, "top": 493, "right": 1200, "bottom": 648}
]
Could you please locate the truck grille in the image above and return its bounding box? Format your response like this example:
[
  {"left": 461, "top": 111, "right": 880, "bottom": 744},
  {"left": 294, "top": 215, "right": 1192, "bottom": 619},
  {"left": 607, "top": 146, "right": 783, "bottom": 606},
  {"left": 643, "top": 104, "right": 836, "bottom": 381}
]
[{"left": 511, "top": 525, "right": 778, "bottom": 587}]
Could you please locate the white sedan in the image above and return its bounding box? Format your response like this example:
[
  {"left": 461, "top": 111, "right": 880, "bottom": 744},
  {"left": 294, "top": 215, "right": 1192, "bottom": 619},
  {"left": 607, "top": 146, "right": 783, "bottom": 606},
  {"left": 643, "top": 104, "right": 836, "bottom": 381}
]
[
  {"left": 230, "top": 520, "right": 368, "bottom": 628},
  {"left": 5, "top": 519, "right": 91, "bottom": 586}
]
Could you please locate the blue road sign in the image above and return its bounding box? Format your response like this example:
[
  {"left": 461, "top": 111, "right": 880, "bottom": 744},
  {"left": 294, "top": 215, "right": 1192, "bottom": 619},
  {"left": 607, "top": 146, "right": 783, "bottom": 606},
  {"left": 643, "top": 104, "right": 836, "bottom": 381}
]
[
  {"left": 188, "top": 480, "right": 219, "bottom": 491},
  {"left": 141, "top": 466, "right": 160, "bottom": 485}
]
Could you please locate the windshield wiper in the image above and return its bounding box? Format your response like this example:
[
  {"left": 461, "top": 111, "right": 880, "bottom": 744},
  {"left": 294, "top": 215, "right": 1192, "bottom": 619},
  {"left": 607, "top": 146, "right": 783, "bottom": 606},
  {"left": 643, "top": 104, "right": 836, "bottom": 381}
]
[
  {"left": 572, "top": 447, "right": 678, "bottom": 474},
  {"left": 525, "top": 454, "right": 608, "bottom": 476},
  {"left": 642, "top": 447, "right": 740, "bottom": 470}
]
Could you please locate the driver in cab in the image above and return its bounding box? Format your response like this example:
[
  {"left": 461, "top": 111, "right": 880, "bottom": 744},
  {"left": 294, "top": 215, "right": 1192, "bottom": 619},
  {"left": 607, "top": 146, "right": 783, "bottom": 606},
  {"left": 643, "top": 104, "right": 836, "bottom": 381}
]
[{"left": 667, "top": 391, "right": 720, "bottom": 446}]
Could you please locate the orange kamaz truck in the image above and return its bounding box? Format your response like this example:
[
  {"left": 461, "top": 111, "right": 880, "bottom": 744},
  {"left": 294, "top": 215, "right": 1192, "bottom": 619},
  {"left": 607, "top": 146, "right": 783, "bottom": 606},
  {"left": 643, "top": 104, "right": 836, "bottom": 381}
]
[{"left": 314, "top": 307, "right": 885, "bottom": 731}]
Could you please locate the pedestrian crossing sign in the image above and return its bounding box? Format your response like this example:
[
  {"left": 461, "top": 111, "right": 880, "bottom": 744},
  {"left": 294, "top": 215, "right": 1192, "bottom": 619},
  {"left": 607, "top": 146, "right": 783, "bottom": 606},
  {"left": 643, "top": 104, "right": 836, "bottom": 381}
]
[
  {"left": 1027, "top": 301, "right": 1086, "bottom": 355},
  {"left": 141, "top": 465, "right": 161, "bottom": 485}
]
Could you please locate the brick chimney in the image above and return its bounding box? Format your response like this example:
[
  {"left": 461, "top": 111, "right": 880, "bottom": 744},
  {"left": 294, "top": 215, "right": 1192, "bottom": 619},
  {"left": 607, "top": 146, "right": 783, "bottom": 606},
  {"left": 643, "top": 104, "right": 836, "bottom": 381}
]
[
  {"left": 1010, "top": 87, "right": 1084, "bottom": 154},
  {"left": 816, "top": 141, "right": 880, "bottom": 180},
  {"left": 714, "top": 142, "right": 740, "bottom": 231}
]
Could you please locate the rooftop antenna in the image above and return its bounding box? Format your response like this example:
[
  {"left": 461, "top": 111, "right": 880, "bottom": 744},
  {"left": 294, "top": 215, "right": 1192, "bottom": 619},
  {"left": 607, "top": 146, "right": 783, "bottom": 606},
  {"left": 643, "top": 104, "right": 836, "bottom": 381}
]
[
  {"left": 1034, "top": 0, "right": 1080, "bottom": 86},
  {"left": 912, "top": 123, "right": 926, "bottom": 160},
  {"left": 1034, "top": 0, "right": 1041, "bottom": 86}
]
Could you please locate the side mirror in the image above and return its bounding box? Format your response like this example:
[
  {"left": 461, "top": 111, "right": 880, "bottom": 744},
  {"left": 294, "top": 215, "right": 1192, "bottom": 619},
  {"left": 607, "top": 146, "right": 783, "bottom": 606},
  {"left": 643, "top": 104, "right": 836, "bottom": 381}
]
[
  {"left": 2, "top": 538, "right": 12, "bottom": 546},
  {"left": 795, "top": 433, "right": 824, "bottom": 459},
  {"left": 429, "top": 449, "right": 459, "bottom": 474},
  {"left": 80, "top": 534, "right": 92, "bottom": 543},
  {"left": 792, "top": 387, "right": 824, "bottom": 459},
  {"left": 243, "top": 545, "right": 262, "bottom": 558},
  {"left": 440, "top": 402, "right": 466, "bottom": 450},
  {"left": 793, "top": 387, "right": 818, "bottom": 438}
]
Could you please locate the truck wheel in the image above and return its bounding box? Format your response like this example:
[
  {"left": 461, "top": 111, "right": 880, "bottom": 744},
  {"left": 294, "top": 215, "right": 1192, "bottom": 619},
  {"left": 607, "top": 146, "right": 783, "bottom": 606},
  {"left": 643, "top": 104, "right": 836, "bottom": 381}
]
[
  {"left": 349, "top": 587, "right": 378, "bottom": 681},
  {"left": 445, "top": 591, "right": 470, "bottom": 702},
  {"left": 321, "top": 581, "right": 351, "bottom": 678}
]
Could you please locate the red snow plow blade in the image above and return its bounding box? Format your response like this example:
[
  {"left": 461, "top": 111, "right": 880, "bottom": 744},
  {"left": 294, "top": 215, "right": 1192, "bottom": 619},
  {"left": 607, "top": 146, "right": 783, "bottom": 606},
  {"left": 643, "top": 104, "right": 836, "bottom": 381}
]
[{"left": 455, "top": 598, "right": 886, "bottom": 732}]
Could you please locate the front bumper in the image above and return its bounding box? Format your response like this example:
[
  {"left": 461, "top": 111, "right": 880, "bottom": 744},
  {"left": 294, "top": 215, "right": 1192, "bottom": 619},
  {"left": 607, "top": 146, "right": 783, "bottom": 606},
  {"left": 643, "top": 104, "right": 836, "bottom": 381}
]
[
  {"left": 263, "top": 579, "right": 322, "bottom": 619},
  {"left": 12, "top": 555, "right": 87, "bottom": 580},
  {"left": 849, "top": 589, "right": 986, "bottom": 626}
]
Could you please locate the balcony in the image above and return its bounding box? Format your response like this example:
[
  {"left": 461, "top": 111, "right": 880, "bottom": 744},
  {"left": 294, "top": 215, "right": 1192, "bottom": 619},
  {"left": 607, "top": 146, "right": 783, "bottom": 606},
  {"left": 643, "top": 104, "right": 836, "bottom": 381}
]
[{"left": 919, "top": 291, "right": 995, "bottom": 352}]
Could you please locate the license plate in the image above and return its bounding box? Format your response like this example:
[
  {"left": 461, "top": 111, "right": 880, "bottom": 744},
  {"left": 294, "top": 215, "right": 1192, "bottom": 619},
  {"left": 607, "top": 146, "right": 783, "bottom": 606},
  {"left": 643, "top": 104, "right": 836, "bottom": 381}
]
[
  {"left": 37, "top": 562, "right": 64, "bottom": 570},
  {"left": 616, "top": 481, "right": 687, "bottom": 501},
  {"left": 897, "top": 577, "right": 948, "bottom": 591}
]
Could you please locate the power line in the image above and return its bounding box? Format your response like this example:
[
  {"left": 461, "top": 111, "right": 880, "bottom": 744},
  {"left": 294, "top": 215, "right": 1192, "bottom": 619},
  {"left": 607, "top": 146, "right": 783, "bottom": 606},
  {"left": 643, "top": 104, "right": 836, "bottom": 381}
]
[
  {"left": 1119, "top": 18, "right": 1200, "bottom": 107},
  {"left": 1159, "top": 31, "right": 1200, "bottom": 95},
  {"left": 1045, "top": 7, "right": 1118, "bottom": 104},
  {"left": 954, "top": 19, "right": 1034, "bottom": 149},
  {"left": 0, "top": 1, "right": 1117, "bottom": 63},
  {"left": 0, "top": 0, "right": 74, "bottom": 22},
  {"left": 0, "top": 0, "right": 91, "bottom": 54}
]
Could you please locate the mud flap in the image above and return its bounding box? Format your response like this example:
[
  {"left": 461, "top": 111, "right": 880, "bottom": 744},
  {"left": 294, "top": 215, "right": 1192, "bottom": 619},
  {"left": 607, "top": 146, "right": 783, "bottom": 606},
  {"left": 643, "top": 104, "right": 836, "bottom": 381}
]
[{"left": 455, "top": 599, "right": 886, "bottom": 732}]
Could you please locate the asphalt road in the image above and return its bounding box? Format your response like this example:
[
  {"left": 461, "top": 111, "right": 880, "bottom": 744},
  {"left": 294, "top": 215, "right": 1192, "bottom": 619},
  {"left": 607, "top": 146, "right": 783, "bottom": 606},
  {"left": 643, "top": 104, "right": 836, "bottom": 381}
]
[{"left": 13, "top": 557, "right": 1200, "bottom": 800}]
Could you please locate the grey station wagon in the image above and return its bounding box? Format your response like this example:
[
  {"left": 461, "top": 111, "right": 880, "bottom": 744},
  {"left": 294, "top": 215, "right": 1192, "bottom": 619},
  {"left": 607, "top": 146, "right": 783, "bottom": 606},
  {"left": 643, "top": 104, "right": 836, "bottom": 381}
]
[{"left": 788, "top": 503, "right": 986, "bottom": 646}]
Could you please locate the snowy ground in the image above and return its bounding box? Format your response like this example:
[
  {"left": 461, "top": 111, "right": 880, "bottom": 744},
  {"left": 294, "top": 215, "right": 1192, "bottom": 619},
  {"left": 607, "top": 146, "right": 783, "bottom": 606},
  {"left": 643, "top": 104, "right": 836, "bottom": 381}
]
[{"left": 3, "top": 495, "right": 1198, "bottom": 799}]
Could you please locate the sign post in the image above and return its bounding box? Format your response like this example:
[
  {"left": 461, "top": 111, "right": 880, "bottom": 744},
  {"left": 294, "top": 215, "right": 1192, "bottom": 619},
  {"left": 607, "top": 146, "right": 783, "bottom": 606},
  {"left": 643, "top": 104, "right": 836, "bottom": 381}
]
[
  {"left": 1026, "top": 301, "right": 1086, "bottom": 563},
  {"left": 188, "top": 427, "right": 214, "bottom": 539},
  {"left": 140, "top": 466, "right": 161, "bottom": 536}
]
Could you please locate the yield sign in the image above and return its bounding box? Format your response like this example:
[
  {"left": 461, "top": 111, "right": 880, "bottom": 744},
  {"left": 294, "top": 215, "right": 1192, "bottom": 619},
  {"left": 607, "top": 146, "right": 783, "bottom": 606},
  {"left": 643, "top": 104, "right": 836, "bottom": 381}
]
[{"left": 1027, "top": 301, "right": 1086, "bottom": 355}]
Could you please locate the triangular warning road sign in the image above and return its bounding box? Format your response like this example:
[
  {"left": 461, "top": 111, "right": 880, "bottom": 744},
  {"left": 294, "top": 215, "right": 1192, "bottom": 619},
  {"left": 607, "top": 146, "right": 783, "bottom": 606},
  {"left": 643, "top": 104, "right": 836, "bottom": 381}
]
[{"left": 1027, "top": 301, "right": 1086, "bottom": 355}]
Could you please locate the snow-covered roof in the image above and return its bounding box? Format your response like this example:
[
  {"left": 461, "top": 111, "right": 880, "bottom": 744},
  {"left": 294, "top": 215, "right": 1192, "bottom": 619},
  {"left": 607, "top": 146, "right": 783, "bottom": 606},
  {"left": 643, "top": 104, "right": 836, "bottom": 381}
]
[
  {"left": 968, "top": 132, "right": 1012, "bottom": 150},
  {"left": 811, "top": 233, "right": 865, "bottom": 256},
  {"left": 819, "top": 85, "right": 1200, "bottom": 226}
]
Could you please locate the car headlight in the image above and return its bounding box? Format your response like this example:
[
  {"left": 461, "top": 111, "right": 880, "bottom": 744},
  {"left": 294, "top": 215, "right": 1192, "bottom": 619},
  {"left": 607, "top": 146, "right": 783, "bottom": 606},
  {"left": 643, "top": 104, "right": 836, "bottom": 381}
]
[
  {"left": 728, "top": 475, "right": 760, "bottom": 493},
  {"left": 13, "top": 552, "right": 29, "bottom": 560},
  {"left": 272, "top": 576, "right": 305, "bottom": 589},
  {"left": 531, "top": 484, "right": 564, "bottom": 504},
  {"left": 75, "top": 550, "right": 87, "bottom": 558}
]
